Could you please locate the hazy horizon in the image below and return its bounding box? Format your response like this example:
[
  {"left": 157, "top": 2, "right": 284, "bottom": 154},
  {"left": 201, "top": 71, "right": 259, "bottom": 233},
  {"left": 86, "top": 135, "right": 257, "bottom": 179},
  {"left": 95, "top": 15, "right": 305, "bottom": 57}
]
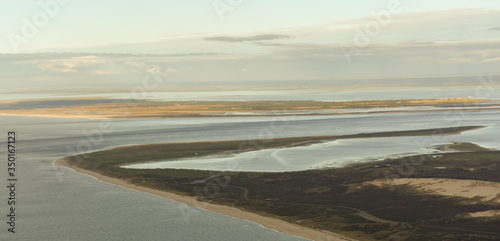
[{"left": 2, "top": 1, "right": 499, "bottom": 92}]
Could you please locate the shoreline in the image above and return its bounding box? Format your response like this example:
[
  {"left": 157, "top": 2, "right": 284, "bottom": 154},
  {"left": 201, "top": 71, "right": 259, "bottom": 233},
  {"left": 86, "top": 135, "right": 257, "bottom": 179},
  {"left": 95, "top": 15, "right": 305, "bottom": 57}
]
[
  {"left": 54, "top": 158, "right": 355, "bottom": 241},
  {"left": 0, "top": 97, "right": 494, "bottom": 120},
  {"left": 3, "top": 106, "right": 500, "bottom": 120},
  {"left": 0, "top": 113, "right": 98, "bottom": 119}
]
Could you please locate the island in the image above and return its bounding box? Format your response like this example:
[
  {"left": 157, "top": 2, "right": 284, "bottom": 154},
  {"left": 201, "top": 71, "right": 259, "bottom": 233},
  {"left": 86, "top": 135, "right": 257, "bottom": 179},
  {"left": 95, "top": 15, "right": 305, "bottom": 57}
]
[{"left": 1, "top": 97, "right": 494, "bottom": 119}]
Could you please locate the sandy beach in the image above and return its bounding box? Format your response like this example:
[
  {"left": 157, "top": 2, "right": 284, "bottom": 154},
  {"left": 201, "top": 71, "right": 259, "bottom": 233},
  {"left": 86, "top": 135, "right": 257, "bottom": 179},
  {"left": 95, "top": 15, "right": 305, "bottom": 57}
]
[{"left": 54, "top": 158, "right": 355, "bottom": 241}]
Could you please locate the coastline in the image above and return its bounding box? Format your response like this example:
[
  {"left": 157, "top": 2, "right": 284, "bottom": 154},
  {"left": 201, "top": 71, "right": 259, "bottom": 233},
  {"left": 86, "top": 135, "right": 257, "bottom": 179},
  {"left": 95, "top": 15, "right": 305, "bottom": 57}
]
[
  {"left": 3, "top": 106, "right": 500, "bottom": 120},
  {"left": 54, "top": 158, "right": 355, "bottom": 241},
  {"left": 0, "top": 113, "right": 98, "bottom": 119}
]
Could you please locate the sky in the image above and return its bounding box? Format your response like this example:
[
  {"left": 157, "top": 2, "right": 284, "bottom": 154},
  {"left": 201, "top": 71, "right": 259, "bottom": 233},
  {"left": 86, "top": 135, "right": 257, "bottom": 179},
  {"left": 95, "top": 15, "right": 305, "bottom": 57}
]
[{"left": 1, "top": 0, "right": 500, "bottom": 91}]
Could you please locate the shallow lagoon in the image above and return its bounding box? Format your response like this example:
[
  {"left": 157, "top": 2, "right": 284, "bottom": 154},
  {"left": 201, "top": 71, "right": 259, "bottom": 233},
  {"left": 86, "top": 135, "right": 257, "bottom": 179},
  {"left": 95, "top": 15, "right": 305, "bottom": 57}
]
[
  {"left": 122, "top": 111, "right": 500, "bottom": 172},
  {"left": 122, "top": 135, "right": 451, "bottom": 172},
  {"left": 121, "top": 128, "right": 496, "bottom": 172}
]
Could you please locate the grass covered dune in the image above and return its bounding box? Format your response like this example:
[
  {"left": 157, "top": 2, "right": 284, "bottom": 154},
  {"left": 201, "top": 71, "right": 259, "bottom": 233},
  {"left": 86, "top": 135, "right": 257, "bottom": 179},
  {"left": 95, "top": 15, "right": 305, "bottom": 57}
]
[{"left": 56, "top": 126, "right": 500, "bottom": 241}]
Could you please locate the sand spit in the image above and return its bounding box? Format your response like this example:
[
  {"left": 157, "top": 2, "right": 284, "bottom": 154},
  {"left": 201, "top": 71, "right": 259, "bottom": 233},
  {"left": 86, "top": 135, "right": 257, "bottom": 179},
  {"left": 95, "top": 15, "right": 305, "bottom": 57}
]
[{"left": 54, "top": 158, "right": 355, "bottom": 241}]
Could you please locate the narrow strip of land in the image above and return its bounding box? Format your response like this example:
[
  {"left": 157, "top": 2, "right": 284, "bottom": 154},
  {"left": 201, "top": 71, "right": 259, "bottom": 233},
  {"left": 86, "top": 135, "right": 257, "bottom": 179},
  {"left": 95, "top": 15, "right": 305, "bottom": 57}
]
[
  {"left": 54, "top": 158, "right": 355, "bottom": 241},
  {"left": 1, "top": 97, "right": 492, "bottom": 119}
]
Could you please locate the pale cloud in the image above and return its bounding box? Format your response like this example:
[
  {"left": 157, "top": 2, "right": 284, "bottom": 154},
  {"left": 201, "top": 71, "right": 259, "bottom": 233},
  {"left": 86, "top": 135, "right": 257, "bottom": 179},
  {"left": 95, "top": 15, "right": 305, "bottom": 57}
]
[
  {"left": 147, "top": 67, "right": 176, "bottom": 73},
  {"left": 2, "top": 8, "right": 500, "bottom": 91},
  {"left": 5, "top": 37, "right": 499, "bottom": 87},
  {"left": 204, "top": 34, "right": 292, "bottom": 43},
  {"left": 483, "top": 57, "right": 500, "bottom": 62},
  {"left": 28, "top": 9, "right": 499, "bottom": 57},
  {"left": 19, "top": 55, "right": 164, "bottom": 75},
  {"left": 36, "top": 61, "right": 80, "bottom": 73},
  {"left": 290, "top": 8, "right": 500, "bottom": 44},
  {"left": 323, "top": 8, "right": 498, "bottom": 30},
  {"left": 252, "top": 42, "right": 287, "bottom": 47},
  {"left": 265, "top": 39, "right": 500, "bottom": 63}
]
